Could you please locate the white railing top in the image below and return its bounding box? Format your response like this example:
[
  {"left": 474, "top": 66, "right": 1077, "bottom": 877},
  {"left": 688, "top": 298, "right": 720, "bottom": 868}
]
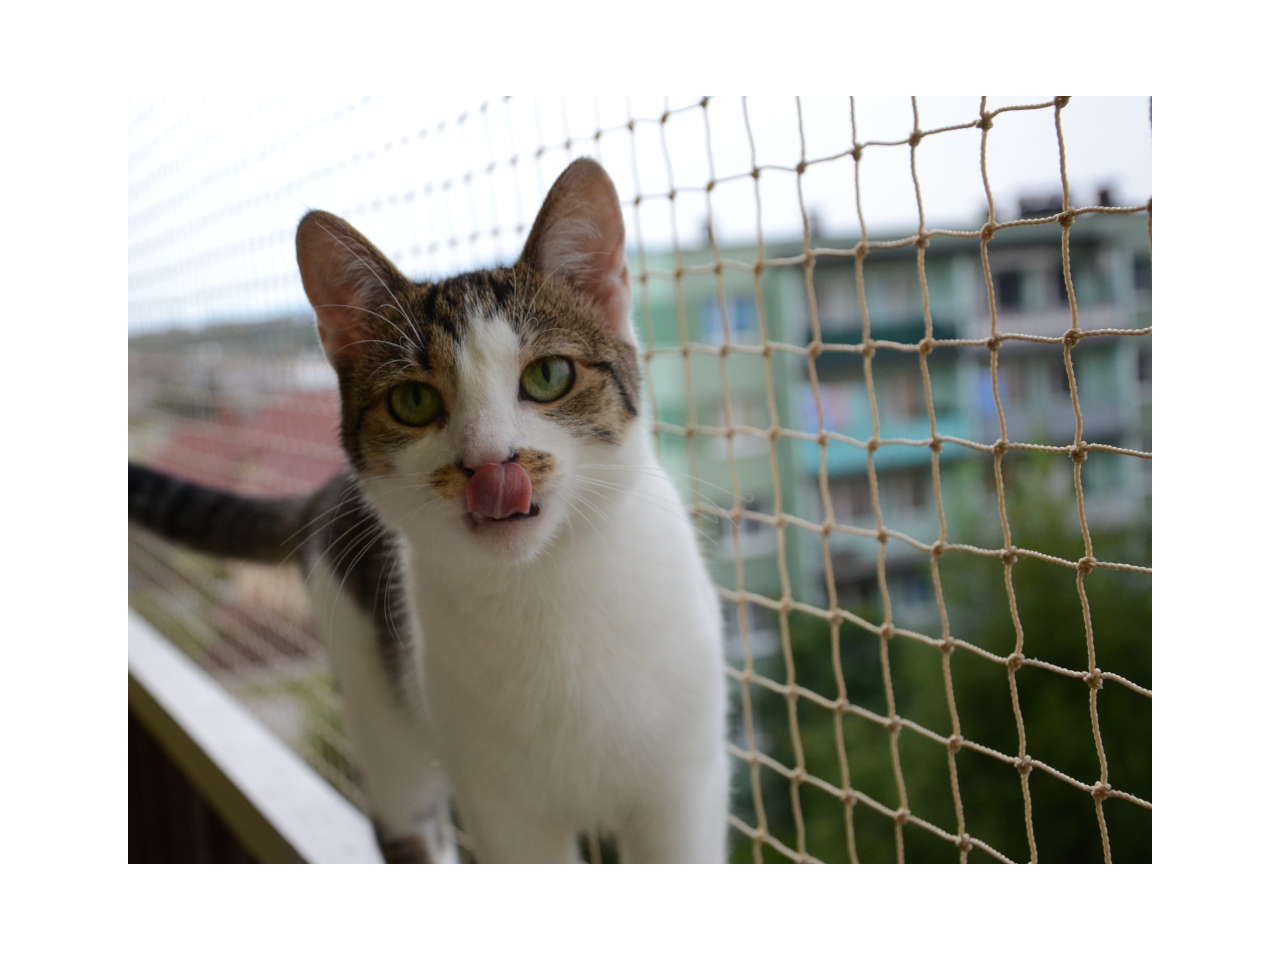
[{"left": 128, "top": 609, "right": 381, "bottom": 864}]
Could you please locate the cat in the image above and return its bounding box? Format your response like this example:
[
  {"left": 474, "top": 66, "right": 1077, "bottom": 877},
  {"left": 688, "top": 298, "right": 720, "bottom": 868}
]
[{"left": 129, "top": 158, "right": 730, "bottom": 864}]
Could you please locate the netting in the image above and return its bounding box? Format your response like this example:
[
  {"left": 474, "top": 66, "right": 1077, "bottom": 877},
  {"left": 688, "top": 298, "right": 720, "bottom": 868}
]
[{"left": 128, "top": 96, "right": 1152, "bottom": 863}]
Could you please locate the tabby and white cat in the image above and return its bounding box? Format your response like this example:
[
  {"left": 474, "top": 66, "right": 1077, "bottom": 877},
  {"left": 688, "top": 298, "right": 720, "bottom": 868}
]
[{"left": 129, "top": 159, "right": 729, "bottom": 863}]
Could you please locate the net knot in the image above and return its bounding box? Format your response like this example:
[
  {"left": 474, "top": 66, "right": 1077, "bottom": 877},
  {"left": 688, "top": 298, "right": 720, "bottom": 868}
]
[
  {"left": 957, "top": 833, "right": 974, "bottom": 853},
  {"left": 751, "top": 165, "right": 761, "bottom": 180},
  {"left": 919, "top": 337, "right": 934, "bottom": 356},
  {"left": 908, "top": 130, "right": 923, "bottom": 148},
  {"left": 683, "top": 424, "right": 696, "bottom": 439},
  {"left": 820, "top": 518, "right": 834, "bottom": 535},
  {"left": 947, "top": 734, "right": 962, "bottom": 754},
  {"left": 986, "top": 335, "right": 1001, "bottom": 352},
  {"left": 877, "top": 529, "right": 889, "bottom": 544},
  {"left": 1055, "top": 95, "right": 1071, "bottom": 109},
  {"left": 866, "top": 438, "right": 880, "bottom": 453},
  {"left": 894, "top": 808, "right": 910, "bottom": 826},
  {"left": 753, "top": 260, "right": 765, "bottom": 276},
  {"left": 992, "top": 439, "right": 1010, "bottom": 457},
  {"left": 1058, "top": 208, "right": 1076, "bottom": 229},
  {"left": 719, "top": 341, "right": 731, "bottom": 358},
  {"left": 778, "top": 598, "right": 794, "bottom": 615},
  {"left": 854, "top": 240, "right": 869, "bottom": 259},
  {"left": 807, "top": 340, "right": 823, "bottom": 359},
  {"left": 796, "top": 160, "right": 808, "bottom": 175},
  {"left": 852, "top": 144, "right": 864, "bottom": 161},
  {"left": 1015, "top": 755, "right": 1033, "bottom": 775},
  {"left": 829, "top": 610, "right": 844, "bottom": 627},
  {"left": 1077, "top": 555, "right": 1097, "bottom": 576},
  {"left": 880, "top": 622, "right": 895, "bottom": 641},
  {"left": 1063, "top": 328, "right": 1081, "bottom": 348},
  {"left": 1085, "top": 668, "right": 1105, "bottom": 691},
  {"left": 706, "top": 178, "right": 716, "bottom": 193},
  {"left": 1001, "top": 547, "right": 1018, "bottom": 565},
  {"left": 931, "top": 539, "right": 946, "bottom": 559},
  {"left": 977, "top": 114, "right": 993, "bottom": 131},
  {"left": 1069, "top": 443, "right": 1088, "bottom": 464},
  {"left": 930, "top": 437, "right": 944, "bottom": 454},
  {"left": 1006, "top": 652, "right": 1025, "bottom": 671},
  {"left": 915, "top": 234, "right": 930, "bottom": 250},
  {"left": 980, "top": 220, "right": 996, "bottom": 241},
  {"left": 1090, "top": 781, "right": 1111, "bottom": 801}
]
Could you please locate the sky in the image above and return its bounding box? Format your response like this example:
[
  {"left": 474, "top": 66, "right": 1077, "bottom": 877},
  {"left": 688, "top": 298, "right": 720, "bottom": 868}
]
[{"left": 127, "top": 96, "right": 1151, "bottom": 333}]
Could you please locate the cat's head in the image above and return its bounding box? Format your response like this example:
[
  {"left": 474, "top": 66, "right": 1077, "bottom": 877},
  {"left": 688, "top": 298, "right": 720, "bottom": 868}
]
[{"left": 296, "top": 158, "right": 644, "bottom": 563}]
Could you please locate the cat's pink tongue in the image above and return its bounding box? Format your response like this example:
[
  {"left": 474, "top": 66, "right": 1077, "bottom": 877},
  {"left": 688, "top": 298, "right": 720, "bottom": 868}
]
[{"left": 465, "top": 461, "right": 533, "bottom": 520}]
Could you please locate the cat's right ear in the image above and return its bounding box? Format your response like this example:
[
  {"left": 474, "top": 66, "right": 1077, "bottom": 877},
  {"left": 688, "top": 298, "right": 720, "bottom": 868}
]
[{"left": 296, "top": 211, "right": 407, "bottom": 371}]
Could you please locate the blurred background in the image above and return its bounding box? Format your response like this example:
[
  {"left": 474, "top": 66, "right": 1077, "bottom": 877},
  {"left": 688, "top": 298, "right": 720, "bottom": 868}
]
[{"left": 128, "top": 96, "right": 1151, "bottom": 863}]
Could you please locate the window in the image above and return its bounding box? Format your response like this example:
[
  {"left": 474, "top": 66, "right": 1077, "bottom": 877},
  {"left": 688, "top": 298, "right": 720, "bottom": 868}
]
[
  {"left": 1055, "top": 268, "right": 1071, "bottom": 305},
  {"left": 865, "top": 269, "right": 918, "bottom": 323},
  {"left": 798, "top": 381, "right": 859, "bottom": 435},
  {"left": 893, "top": 469, "right": 930, "bottom": 514},
  {"left": 1133, "top": 256, "right": 1152, "bottom": 292},
  {"left": 1049, "top": 358, "right": 1072, "bottom": 398},
  {"left": 879, "top": 372, "right": 924, "bottom": 421},
  {"left": 702, "top": 294, "right": 758, "bottom": 343},
  {"left": 1001, "top": 360, "right": 1027, "bottom": 404},
  {"left": 713, "top": 396, "right": 769, "bottom": 457},
  {"left": 719, "top": 496, "right": 775, "bottom": 557},
  {"left": 724, "top": 601, "right": 780, "bottom": 658},
  {"left": 828, "top": 475, "right": 872, "bottom": 525},
  {"left": 995, "top": 271, "right": 1023, "bottom": 309},
  {"left": 815, "top": 272, "right": 859, "bottom": 332}
]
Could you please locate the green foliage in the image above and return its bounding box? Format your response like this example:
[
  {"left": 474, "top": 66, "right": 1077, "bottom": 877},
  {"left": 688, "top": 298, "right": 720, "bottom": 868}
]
[{"left": 731, "top": 455, "right": 1151, "bottom": 863}]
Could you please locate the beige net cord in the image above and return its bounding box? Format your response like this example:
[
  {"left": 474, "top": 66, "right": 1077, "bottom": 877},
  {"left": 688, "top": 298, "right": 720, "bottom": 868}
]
[{"left": 130, "top": 96, "right": 1151, "bottom": 862}]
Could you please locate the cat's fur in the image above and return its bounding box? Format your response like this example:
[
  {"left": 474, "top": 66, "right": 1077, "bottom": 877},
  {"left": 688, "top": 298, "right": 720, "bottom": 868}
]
[{"left": 128, "top": 159, "right": 729, "bottom": 863}]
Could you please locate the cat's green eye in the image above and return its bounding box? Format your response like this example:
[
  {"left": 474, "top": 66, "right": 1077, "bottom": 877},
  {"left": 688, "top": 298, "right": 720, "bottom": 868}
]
[
  {"left": 520, "top": 356, "right": 575, "bottom": 403},
  {"left": 387, "top": 381, "right": 443, "bottom": 426}
]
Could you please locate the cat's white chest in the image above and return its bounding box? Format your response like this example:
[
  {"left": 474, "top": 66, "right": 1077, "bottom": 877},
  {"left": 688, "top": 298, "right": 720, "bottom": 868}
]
[{"left": 404, "top": 474, "right": 725, "bottom": 831}]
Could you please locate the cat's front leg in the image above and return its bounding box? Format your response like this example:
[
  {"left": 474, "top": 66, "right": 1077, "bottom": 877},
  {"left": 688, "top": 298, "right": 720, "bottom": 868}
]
[
  {"left": 310, "top": 566, "right": 458, "bottom": 864},
  {"left": 452, "top": 790, "right": 580, "bottom": 863},
  {"left": 617, "top": 756, "right": 729, "bottom": 864}
]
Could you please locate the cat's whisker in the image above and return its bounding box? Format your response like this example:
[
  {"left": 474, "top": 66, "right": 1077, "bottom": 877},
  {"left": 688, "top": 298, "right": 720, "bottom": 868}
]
[
  {"left": 562, "top": 496, "right": 607, "bottom": 543},
  {"left": 578, "top": 462, "right": 746, "bottom": 501},
  {"left": 569, "top": 479, "right": 719, "bottom": 545}
]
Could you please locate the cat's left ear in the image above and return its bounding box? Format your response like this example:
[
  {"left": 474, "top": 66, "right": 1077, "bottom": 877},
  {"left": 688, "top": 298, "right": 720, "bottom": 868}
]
[
  {"left": 296, "top": 210, "right": 409, "bottom": 372},
  {"left": 518, "top": 158, "right": 633, "bottom": 342}
]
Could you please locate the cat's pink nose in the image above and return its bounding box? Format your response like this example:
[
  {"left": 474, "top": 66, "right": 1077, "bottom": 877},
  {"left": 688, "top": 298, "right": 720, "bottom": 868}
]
[{"left": 465, "top": 461, "right": 533, "bottom": 519}]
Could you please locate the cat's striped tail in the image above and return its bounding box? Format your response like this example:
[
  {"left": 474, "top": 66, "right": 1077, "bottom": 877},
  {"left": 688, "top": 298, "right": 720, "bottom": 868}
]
[{"left": 128, "top": 463, "right": 309, "bottom": 564}]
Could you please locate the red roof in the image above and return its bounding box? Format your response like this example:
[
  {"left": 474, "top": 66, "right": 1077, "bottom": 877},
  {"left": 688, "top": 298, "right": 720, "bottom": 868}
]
[{"left": 151, "top": 390, "right": 345, "bottom": 497}]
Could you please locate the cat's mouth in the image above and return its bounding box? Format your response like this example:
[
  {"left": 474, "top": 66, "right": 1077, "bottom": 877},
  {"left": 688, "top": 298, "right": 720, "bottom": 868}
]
[{"left": 465, "top": 503, "right": 541, "bottom": 530}]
